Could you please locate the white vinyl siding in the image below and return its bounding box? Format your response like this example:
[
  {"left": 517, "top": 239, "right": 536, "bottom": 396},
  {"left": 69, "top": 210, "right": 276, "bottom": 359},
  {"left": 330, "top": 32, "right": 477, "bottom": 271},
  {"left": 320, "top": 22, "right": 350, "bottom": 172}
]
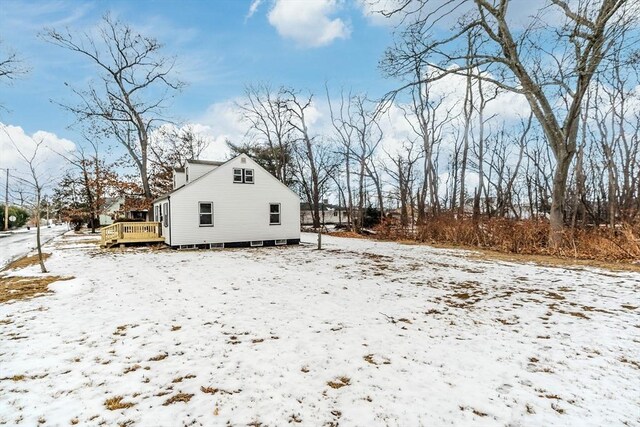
[
  {"left": 167, "top": 156, "right": 300, "bottom": 246},
  {"left": 187, "top": 161, "right": 220, "bottom": 182},
  {"left": 173, "top": 170, "right": 186, "bottom": 189}
]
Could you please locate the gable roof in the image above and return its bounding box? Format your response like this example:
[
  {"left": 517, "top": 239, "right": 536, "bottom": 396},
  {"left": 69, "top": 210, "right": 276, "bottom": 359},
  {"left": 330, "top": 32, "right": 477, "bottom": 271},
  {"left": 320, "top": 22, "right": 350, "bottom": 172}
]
[
  {"left": 187, "top": 159, "right": 225, "bottom": 166},
  {"left": 153, "top": 155, "right": 299, "bottom": 203}
]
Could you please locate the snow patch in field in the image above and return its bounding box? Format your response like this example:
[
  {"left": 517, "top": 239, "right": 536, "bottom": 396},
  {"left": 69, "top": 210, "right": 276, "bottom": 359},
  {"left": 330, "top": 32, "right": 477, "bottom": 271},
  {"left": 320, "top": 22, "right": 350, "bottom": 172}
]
[{"left": 0, "top": 232, "right": 638, "bottom": 426}]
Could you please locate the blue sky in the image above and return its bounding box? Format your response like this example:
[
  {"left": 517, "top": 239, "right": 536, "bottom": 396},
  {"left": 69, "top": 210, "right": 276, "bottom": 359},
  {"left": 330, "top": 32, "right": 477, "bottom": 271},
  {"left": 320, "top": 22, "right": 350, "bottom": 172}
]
[
  {"left": 0, "top": 0, "right": 397, "bottom": 147},
  {"left": 5, "top": 0, "right": 635, "bottom": 200}
]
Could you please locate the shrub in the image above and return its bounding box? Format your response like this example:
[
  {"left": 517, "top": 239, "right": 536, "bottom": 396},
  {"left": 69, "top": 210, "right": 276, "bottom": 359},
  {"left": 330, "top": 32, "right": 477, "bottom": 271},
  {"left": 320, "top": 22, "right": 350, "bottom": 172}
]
[
  {"left": 0, "top": 205, "right": 30, "bottom": 228},
  {"left": 373, "top": 213, "right": 640, "bottom": 262}
]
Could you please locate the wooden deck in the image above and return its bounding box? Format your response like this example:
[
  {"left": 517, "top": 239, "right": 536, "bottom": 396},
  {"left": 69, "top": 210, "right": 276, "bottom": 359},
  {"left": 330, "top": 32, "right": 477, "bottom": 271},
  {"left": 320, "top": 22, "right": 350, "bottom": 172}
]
[{"left": 100, "top": 222, "right": 164, "bottom": 248}]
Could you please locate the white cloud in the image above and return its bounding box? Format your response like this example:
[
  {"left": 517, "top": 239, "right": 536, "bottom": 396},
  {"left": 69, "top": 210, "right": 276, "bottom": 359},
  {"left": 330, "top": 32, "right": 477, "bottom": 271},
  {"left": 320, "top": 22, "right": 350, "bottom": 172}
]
[
  {"left": 193, "top": 100, "right": 247, "bottom": 160},
  {"left": 0, "top": 123, "right": 76, "bottom": 197},
  {"left": 246, "top": 0, "right": 263, "bottom": 20},
  {"left": 267, "top": 0, "right": 351, "bottom": 48}
]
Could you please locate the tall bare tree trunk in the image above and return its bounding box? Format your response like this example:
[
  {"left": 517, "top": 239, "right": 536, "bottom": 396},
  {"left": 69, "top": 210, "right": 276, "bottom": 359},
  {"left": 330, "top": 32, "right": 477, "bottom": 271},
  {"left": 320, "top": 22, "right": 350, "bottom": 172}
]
[
  {"left": 549, "top": 152, "right": 572, "bottom": 248},
  {"left": 35, "top": 189, "right": 47, "bottom": 273}
]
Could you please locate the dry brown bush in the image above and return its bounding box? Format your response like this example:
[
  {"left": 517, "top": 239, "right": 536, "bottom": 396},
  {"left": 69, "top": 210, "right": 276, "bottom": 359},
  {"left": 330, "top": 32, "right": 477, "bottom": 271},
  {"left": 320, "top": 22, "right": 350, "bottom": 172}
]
[{"left": 373, "top": 214, "right": 640, "bottom": 262}]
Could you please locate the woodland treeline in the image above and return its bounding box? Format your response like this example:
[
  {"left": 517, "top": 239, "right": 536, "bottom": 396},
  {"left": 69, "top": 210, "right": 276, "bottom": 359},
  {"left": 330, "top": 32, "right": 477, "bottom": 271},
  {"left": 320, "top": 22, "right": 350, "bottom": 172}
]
[{"left": 3, "top": 1, "right": 639, "bottom": 259}]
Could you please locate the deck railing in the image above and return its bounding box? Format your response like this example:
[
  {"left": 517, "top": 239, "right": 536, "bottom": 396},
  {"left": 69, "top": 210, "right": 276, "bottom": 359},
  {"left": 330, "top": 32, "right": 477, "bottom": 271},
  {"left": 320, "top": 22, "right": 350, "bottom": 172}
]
[{"left": 101, "top": 221, "right": 162, "bottom": 246}]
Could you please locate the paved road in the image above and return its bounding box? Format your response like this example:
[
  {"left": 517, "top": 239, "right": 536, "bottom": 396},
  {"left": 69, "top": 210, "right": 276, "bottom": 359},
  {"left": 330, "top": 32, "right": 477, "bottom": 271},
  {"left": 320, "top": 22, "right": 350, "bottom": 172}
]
[{"left": 0, "top": 225, "right": 68, "bottom": 269}]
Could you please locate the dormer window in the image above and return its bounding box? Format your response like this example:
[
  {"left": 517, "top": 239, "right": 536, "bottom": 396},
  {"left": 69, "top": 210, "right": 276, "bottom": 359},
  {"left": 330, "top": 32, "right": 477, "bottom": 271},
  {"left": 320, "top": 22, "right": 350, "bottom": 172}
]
[{"left": 233, "top": 168, "right": 254, "bottom": 184}]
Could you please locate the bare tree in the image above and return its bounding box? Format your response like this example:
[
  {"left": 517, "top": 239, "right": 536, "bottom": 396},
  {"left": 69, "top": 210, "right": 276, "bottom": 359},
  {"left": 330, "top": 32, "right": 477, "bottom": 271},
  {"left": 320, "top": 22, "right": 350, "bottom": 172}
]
[
  {"left": 56, "top": 131, "right": 123, "bottom": 233},
  {"left": 383, "top": 138, "right": 421, "bottom": 227},
  {"left": 327, "top": 87, "right": 357, "bottom": 229},
  {"left": 59, "top": 140, "right": 102, "bottom": 233},
  {"left": 149, "top": 125, "right": 210, "bottom": 194},
  {"left": 338, "top": 94, "right": 384, "bottom": 231},
  {"left": 0, "top": 41, "right": 28, "bottom": 82},
  {"left": 237, "top": 84, "right": 295, "bottom": 183},
  {"left": 42, "top": 14, "right": 184, "bottom": 200},
  {"left": 286, "top": 89, "right": 339, "bottom": 228},
  {"left": 0, "top": 40, "right": 29, "bottom": 111},
  {"left": 404, "top": 75, "right": 455, "bottom": 219},
  {"left": 380, "top": 0, "right": 635, "bottom": 248},
  {"left": 2, "top": 127, "right": 49, "bottom": 272}
]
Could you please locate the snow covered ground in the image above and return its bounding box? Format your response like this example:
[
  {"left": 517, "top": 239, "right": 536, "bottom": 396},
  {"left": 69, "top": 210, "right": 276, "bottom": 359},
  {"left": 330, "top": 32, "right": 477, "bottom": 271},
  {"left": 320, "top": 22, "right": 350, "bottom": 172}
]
[{"left": 0, "top": 231, "right": 638, "bottom": 426}]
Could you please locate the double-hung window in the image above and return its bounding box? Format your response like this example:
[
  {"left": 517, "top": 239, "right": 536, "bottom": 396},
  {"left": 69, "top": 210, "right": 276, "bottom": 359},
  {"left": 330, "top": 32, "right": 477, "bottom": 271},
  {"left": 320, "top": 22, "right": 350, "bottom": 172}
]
[
  {"left": 233, "top": 168, "right": 243, "bottom": 183},
  {"left": 244, "top": 169, "right": 254, "bottom": 183},
  {"left": 162, "top": 203, "right": 169, "bottom": 227},
  {"left": 199, "top": 202, "right": 213, "bottom": 226},
  {"left": 269, "top": 203, "right": 281, "bottom": 225},
  {"left": 233, "top": 168, "right": 254, "bottom": 184}
]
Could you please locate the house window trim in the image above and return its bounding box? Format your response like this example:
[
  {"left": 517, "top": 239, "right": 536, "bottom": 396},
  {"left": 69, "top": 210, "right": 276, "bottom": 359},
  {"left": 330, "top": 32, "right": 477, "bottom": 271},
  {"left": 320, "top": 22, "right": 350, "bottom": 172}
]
[
  {"left": 199, "top": 201, "right": 214, "bottom": 227},
  {"left": 269, "top": 203, "right": 281, "bottom": 225},
  {"left": 233, "top": 168, "right": 255, "bottom": 184}
]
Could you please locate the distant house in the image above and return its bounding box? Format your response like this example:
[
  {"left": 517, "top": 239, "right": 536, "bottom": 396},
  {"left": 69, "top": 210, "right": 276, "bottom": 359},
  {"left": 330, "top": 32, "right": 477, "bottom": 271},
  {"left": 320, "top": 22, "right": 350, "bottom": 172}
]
[
  {"left": 99, "top": 197, "right": 124, "bottom": 226},
  {"left": 99, "top": 196, "right": 150, "bottom": 225},
  {"left": 152, "top": 156, "right": 300, "bottom": 248},
  {"left": 300, "top": 203, "right": 348, "bottom": 226}
]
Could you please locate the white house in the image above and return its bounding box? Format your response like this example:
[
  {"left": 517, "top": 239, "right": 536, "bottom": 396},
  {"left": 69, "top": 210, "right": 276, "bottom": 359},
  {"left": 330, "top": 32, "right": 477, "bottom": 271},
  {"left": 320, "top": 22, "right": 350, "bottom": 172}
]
[
  {"left": 99, "top": 197, "right": 124, "bottom": 226},
  {"left": 300, "top": 203, "right": 348, "bottom": 226},
  {"left": 152, "top": 156, "right": 300, "bottom": 248},
  {"left": 99, "top": 196, "right": 151, "bottom": 225}
]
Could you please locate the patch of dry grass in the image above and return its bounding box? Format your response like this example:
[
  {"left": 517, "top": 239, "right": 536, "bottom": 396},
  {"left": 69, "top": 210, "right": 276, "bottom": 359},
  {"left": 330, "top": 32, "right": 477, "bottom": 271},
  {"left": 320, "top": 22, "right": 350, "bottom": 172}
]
[
  {"left": 0, "top": 374, "right": 26, "bottom": 381},
  {"left": 123, "top": 364, "right": 141, "bottom": 374},
  {"left": 104, "top": 396, "right": 135, "bottom": 410},
  {"left": 200, "top": 385, "right": 241, "bottom": 395},
  {"left": 148, "top": 352, "right": 168, "bottom": 361},
  {"left": 363, "top": 354, "right": 391, "bottom": 365},
  {"left": 171, "top": 374, "right": 196, "bottom": 383},
  {"left": 619, "top": 357, "right": 640, "bottom": 370},
  {"left": 327, "top": 376, "right": 351, "bottom": 389},
  {"left": 0, "top": 275, "right": 74, "bottom": 304},
  {"left": 1, "top": 253, "right": 51, "bottom": 272},
  {"left": 162, "top": 393, "right": 194, "bottom": 405}
]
